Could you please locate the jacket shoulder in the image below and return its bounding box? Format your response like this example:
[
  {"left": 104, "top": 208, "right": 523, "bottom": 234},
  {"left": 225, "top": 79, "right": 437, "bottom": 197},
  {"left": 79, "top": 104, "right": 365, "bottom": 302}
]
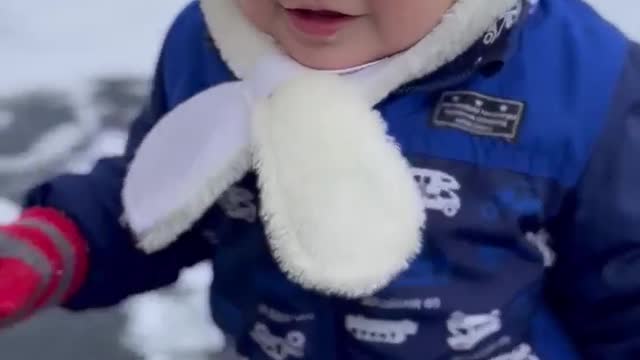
[
  {"left": 160, "top": 1, "right": 235, "bottom": 108},
  {"left": 501, "top": 0, "right": 633, "bottom": 185}
]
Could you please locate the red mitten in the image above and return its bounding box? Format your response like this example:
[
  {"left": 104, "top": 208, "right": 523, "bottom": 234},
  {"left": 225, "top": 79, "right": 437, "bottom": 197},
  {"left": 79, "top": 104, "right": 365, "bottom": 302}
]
[{"left": 0, "top": 208, "right": 88, "bottom": 328}]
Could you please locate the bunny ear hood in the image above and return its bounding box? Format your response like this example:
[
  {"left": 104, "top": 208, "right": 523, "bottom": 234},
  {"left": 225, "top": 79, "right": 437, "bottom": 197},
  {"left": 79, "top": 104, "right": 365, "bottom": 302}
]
[{"left": 123, "top": 0, "right": 521, "bottom": 297}]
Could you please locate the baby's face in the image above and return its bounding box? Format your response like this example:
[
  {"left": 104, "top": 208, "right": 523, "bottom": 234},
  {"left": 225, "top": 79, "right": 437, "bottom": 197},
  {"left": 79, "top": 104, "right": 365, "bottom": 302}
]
[{"left": 238, "top": 0, "right": 456, "bottom": 70}]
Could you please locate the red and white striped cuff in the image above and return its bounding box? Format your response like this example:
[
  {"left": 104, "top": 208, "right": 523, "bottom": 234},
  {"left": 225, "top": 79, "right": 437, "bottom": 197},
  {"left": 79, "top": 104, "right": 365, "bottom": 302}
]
[{"left": 0, "top": 208, "right": 89, "bottom": 320}]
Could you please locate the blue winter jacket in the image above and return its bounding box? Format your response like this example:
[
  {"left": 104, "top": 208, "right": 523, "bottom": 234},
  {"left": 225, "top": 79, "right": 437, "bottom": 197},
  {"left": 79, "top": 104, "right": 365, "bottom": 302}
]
[{"left": 25, "top": 0, "right": 640, "bottom": 358}]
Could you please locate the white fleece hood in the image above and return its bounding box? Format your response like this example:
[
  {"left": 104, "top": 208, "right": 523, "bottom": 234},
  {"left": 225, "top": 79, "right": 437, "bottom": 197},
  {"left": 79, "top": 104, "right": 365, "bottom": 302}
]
[{"left": 123, "top": 0, "right": 521, "bottom": 298}]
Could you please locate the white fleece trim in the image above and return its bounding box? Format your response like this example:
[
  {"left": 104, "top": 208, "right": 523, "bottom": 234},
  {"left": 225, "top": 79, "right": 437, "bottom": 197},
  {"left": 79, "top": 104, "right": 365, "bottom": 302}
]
[
  {"left": 123, "top": 82, "right": 252, "bottom": 253},
  {"left": 200, "top": 0, "right": 519, "bottom": 103},
  {"left": 199, "top": 0, "right": 275, "bottom": 79},
  {"left": 252, "top": 73, "right": 425, "bottom": 297},
  {"left": 362, "top": 0, "right": 518, "bottom": 103}
]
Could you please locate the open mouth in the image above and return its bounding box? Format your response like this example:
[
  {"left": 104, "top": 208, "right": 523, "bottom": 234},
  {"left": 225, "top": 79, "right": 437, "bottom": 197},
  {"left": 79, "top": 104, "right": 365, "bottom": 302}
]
[
  {"left": 287, "top": 8, "right": 353, "bottom": 21},
  {"left": 285, "top": 8, "right": 357, "bottom": 37}
]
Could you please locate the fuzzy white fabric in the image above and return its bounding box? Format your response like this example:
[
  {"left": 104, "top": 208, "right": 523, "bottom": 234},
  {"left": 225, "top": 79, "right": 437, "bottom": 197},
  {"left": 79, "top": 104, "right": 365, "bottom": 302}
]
[
  {"left": 123, "top": 82, "right": 252, "bottom": 253},
  {"left": 125, "top": 51, "right": 424, "bottom": 296},
  {"left": 123, "top": 51, "right": 318, "bottom": 253},
  {"left": 124, "top": 0, "right": 520, "bottom": 296},
  {"left": 252, "top": 73, "right": 425, "bottom": 297}
]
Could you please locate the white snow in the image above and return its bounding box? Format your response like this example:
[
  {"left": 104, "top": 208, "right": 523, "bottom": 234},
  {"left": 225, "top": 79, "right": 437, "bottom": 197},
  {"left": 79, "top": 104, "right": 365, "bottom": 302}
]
[
  {"left": 120, "top": 262, "right": 227, "bottom": 359},
  {"left": 0, "top": 197, "right": 21, "bottom": 224},
  {"left": 64, "top": 129, "right": 128, "bottom": 174},
  {"left": 0, "top": 0, "right": 189, "bottom": 95},
  {"left": 0, "top": 1, "right": 638, "bottom": 360}
]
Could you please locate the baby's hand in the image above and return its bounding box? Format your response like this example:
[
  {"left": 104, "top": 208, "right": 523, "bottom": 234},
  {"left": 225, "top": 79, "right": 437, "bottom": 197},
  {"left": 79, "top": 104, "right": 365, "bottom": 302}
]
[{"left": 0, "top": 209, "right": 88, "bottom": 329}]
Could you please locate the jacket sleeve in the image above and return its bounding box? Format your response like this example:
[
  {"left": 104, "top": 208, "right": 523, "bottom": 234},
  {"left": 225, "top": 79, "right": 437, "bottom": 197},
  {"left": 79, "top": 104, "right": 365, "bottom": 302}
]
[
  {"left": 23, "top": 21, "right": 211, "bottom": 310},
  {"left": 547, "top": 41, "right": 640, "bottom": 359}
]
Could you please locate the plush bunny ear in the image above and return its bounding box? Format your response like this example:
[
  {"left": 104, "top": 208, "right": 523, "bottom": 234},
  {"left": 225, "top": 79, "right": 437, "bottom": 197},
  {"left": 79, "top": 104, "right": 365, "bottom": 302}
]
[
  {"left": 123, "top": 82, "right": 252, "bottom": 253},
  {"left": 252, "top": 72, "right": 426, "bottom": 298}
]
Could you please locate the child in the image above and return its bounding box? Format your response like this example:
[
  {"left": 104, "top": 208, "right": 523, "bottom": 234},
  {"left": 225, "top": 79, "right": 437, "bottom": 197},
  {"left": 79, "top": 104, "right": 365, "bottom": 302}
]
[{"left": 1, "top": 0, "right": 639, "bottom": 358}]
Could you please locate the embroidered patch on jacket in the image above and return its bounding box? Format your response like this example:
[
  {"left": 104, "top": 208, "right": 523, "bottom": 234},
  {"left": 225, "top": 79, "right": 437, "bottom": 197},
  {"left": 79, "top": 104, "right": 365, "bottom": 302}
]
[{"left": 432, "top": 91, "right": 525, "bottom": 141}]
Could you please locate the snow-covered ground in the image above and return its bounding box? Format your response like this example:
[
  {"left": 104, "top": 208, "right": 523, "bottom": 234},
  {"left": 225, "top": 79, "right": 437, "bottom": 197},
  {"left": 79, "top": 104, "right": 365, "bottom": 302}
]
[
  {"left": 0, "top": 2, "right": 228, "bottom": 360},
  {"left": 0, "top": 1, "right": 639, "bottom": 360},
  {"left": 121, "top": 262, "right": 227, "bottom": 360},
  {"left": 0, "top": 0, "right": 188, "bottom": 94}
]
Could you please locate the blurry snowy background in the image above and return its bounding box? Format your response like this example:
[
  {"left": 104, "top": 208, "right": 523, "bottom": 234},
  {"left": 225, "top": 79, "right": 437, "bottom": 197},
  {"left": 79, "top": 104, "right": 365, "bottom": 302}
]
[{"left": 0, "top": 0, "right": 638, "bottom": 359}]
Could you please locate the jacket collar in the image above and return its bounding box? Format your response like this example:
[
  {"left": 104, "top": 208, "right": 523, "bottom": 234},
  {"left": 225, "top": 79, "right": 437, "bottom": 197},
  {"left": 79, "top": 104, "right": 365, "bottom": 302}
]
[
  {"left": 399, "top": 0, "right": 535, "bottom": 94},
  {"left": 199, "top": 0, "right": 523, "bottom": 104}
]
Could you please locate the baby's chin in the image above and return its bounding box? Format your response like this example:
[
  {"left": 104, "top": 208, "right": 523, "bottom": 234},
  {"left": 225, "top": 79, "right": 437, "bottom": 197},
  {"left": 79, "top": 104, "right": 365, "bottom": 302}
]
[
  {"left": 278, "top": 39, "right": 385, "bottom": 71},
  {"left": 274, "top": 27, "right": 387, "bottom": 70}
]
